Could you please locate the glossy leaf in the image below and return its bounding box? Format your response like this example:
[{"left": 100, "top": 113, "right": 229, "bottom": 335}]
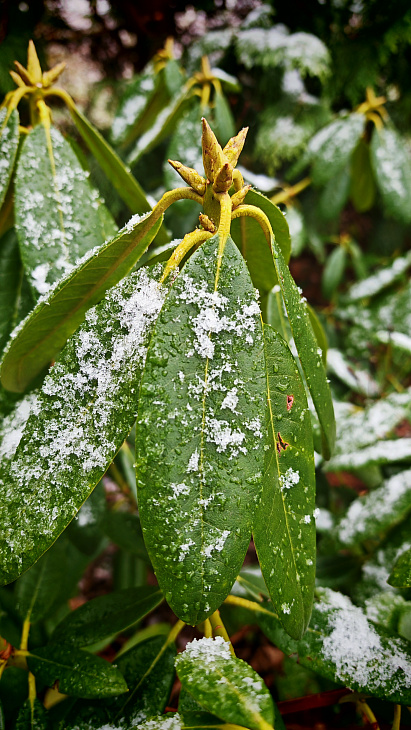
[
  {"left": 127, "top": 87, "right": 192, "bottom": 166},
  {"left": 0, "top": 108, "right": 19, "bottom": 210},
  {"left": 308, "top": 114, "right": 364, "bottom": 186},
  {"left": 136, "top": 235, "right": 266, "bottom": 624},
  {"left": 176, "top": 637, "right": 274, "bottom": 730},
  {"left": 371, "top": 126, "right": 411, "bottom": 224},
  {"left": 334, "top": 469, "right": 411, "bottom": 548},
  {"left": 0, "top": 230, "right": 30, "bottom": 357},
  {"left": 345, "top": 250, "right": 411, "bottom": 302},
  {"left": 101, "top": 509, "right": 149, "bottom": 560},
  {"left": 271, "top": 237, "right": 336, "bottom": 458},
  {"left": 27, "top": 645, "right": 128, "bottom": 699},
  {"left": 230, "top": 188, "right": 291, "bottom": 294},
  {"left": 15, "top": 123, "right": 111, "bottom": 298},
  {"left": 52, "top": 586, "right": 163, "bottom": 647},
  {"left": 254, "top": 325, "right": 315, "bottom": 639},
  {"left": 0, "top": 265, "right": 167, "bottom": 585},
  {"left": 15, "top": 538, "right": 69, "bottom": 624},
  {"left": 321, "top": 246, "right": 346, "bottom": 299},
  {"left": 388, "top": 547, "right": 411, "bottom": 588},
  {"left": 306, "top": 305, "right": 328, "bottom": 366},
  {"left": 15, "top": 699, "right": 49, "bottom": 730},
  {"left": 108, "top": 635, "right": 176, "bottom": 722},
  {"left": 213, "top": 89, "right": 235, "bottom": 145},
  {"left": 258, "top": 587, "right": 411, "bottom": 703},
  {"left": 350, "top": 138, "right": 376, "bottom": 212},
  {"left": 67, "top": 102, "right": 168, "bottom": 244},
  {"left": 1, "top": 210, "right": 162, "bottom": 393}
]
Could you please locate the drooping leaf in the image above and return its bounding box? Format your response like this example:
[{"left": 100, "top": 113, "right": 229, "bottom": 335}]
[
  {"left": 344, "top": 250, "right": 411, "bottom": 302},
  {"left": 51, "top": 587, "right": 163, "bottom": 647},
  {"left": 253, "top": 325, "right": 315, "bottom": 640},
  {"left": 0, "top": 265, "right": 168, "bottom": 585},
  {"left": 175, "top": 637, "right": 275, "bottom": 730},
  {"left": 26, "top": 645, "right": 128, "bottom": 699},
  {"left": 0, "top": 108, "right": 19, "bottom": 210},
  {"left": 388, "top": 547, "right": 411, "bottom": 588},
  {"left": 306, "top": 304, "right": 328, "bottom": 366},
  {"left": 213, "top": 89, "right": 235, "bottom": 146},
  {"left": 15, "top": 699, "right": 50, "bottom": 730},
  {"left": 371, "top": 126, "right": 411, "bottom": 224},
  {"left": 101, "top": 509, "right": 149, "bottom": 560},
  {"left": 136, "top": 234, "right": 266, "bottom": 625},
  {"left": 107, "top": 635, "right": 176, "bottom": 722},
  {"left": 257, "top": 587, "right": 411, "bottom": 703},
  {"left": 308, "top": 114, "right": 364, "bottom": 186},
  {"left": 350, "top": 138, "right": 376, "bottom": 212},
  {"left": 66, "top": 101, "right": 168, "bottom": 244},
  {"left": 110, "top": 65, "right": 164, "bottom": 147},
  {"left": 270, "top": 237, "right": 336, "bottom": 458},
  {"left": 230, "top": 188, "right": 291, "bottom": 294},
  {"left": 15, "top": 538, "right": 70, "bottom": 624},
  {"left": 321, "top": 246, "right": 347, "bottom": 299},
  {"left": 334, "top": 469, "right": 411, "bottom": 548},
  {"left": 0, "top": 229, "right": 33, "bottom": 358},
  {"left": 1, "top": 210, "right": 162, "bottom": 393},
  {"left": 127, "top": 87, "right": 192, "bottom": 166},
  {"left": 286, "top": 206, "right": 306, "bottom": 257},
  {"left": 324, "top": 438, "right": 411, "bottom": 471},
  {"left": 327, "top": 348, "right": 380, "bottom": 396},
  {"left": 14, "top": 123, "right": 111, "bottom": 297},
  {"left": 318, "top": 165, "right": 350, "bottom": 220}
]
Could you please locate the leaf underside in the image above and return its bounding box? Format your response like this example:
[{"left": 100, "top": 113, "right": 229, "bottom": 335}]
[{"left": 136, "top": 234, "right": 266, "bottom": 625}]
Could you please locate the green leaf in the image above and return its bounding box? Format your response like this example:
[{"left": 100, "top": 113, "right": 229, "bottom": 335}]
[
  {"left": 345, "top": 250, "right": 411, "bottom": 302},
  {"left": 253, "top": 325, "right": 315, "bottom": 639},
  {"left": 0, "top": 265, "right": 168, "bottom": 585},
  {"left": 67, "top": 102, "right": 168, "bottom": 244},
  {"left": 176, "top": 636, "right": 274, "bottom": 730},
  {"left": 350, "top": 139, "right": 376, "bottom": 212},
  {"left": 213, "top": 90, "right": 235, "bottom": 146},
  {"left": 1, "top": 209, "right": 162, "bottom": 393},
  {"left": 14, "top": 123, "right": 111, "bottom": 298},
  {"left": 27, "top": 645, "right": 128, "bottom": 699},
  {"left": 327, "top": 348, "right": 379, "bottom": 396},
  {"left": 321, "top": 246, "right": 347, "bottom": 300},
  {"left": 111, "top": 66, "right": 163, "bottom": 147},
  {"left": 334, "top": 469, "right": 411, "bottom": 548},
  {"left": 286, "top": 206, "right": 306, "bottom": 257},
  {"left": 0, "top": 230, "right": 27, "bottom": 357},
  {"left": 270, "top": 238, "right": 336, "bottom": 458},
  {"left": 66, "top": 480, "right": 106, "bottom": 556},
  {"left": 308, "top": 114, "right": 364, "bottom": 186},
  {"left": 51, "top": 587, "right": 163, "bottom": 647},
  {"left": 324, "top": 438, "right": 411, "bottom": 471},
  {"left": 318, "top": 165, "right": 350, "bottom": 220},
  {"left": 108, "top": 635, "right": 176, "bottom": 722},
  {"left": 388, "top": 547, "right": 411, "bottom": 588},
  {"left": 257, "top": 587, "right": 411, "bottom": 704},
  {"left": 230, "top": 189, "right": 291, "bottom": 294},
  {"left": 15, "top": 538, "right": 70, "bottom": 624},
  {"left": 127, "top": 87, "right": 192, "bottom": 166},
  {"left": 136, "top": 235, "right": 266, "bottom": 625},
  {"left": 0, "top": 108, "right": 19, "bottom": 210},
  {"left": 306, "top": 305, "right": 328, "bottom": 366},
  {"left": 15, "top": 699, "right": 50, "bottom": 730},
  {"left": 371, "top": 126, "right": 411, "bottom": 224},
  {"left": 101, "top": 509, "right": 149, "bottom": 560}
]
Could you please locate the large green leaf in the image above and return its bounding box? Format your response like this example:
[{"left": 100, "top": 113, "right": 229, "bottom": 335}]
[
  {"left": 111, "top": 65, "right": 164, "bottom": 147},
  {"left": 108, "top": 635, "right": 176, "bottom": 722},
  {"left": 66, "top": 102, "right": 168, "bottom": 244},
  {"left": 257, "top": 587, "right": 411, "bottom": 704},
  {"left": 136, "top": 234, "right": 266, "bottom": 625},
  {"left": 388, "top": 547, "right": 411, "bottom": 588},
  {"left": 27, "top": 645, "right": 128, "bottom": 699},
  {"left": 350, "top": 138, "right": 376, "bottom": 212},
  {"left": 308, "top": 114, "right": 364, "bottom": 186},
  {"left": 51, "top": 587, "right": 163, "bottom": 647},
  {"left": 1, "top": 209, "right": 162, "bottom": 393},
  {"left": 253, "top": 325, "right": 315, "bottom": 640},
  {"left": 334, "top": 469, "right": 411, "bottom": 548},
  {"left": 231, "top": 189, "right": 291, "bottom": 294},
  {"left": 14, "top": 123, "right": 112, "bottom": 298},
  {"left": 0, "top": 108, "right": 19, "bottom": 210},
  {"left": 270, "top": 238, "right": 335, "bottom": 458},
  {"left": 15, "top": 538, "right": 69, "bottom": 624},
  {"left": 0, "top": 229, "right": 33, "bottom": 357},
  {"left": 15, "top": 699, "right": 49, "bottom": 730},
  {"left": 371, "top": 126, "right": 411, "bottom": 224},
  {"left": 175, "top": 636, "right": 274, "bottom": 730},
  {"left": 0, "top": 265, "right": 167, "bottom": 585}
]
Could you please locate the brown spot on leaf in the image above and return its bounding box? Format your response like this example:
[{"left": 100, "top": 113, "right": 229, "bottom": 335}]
[
  {"left": 276, "top": 433, "right": 289, "bottom": 454},
  {"left": 287, "top": 394, "right": 294, "bottom": 411}
]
